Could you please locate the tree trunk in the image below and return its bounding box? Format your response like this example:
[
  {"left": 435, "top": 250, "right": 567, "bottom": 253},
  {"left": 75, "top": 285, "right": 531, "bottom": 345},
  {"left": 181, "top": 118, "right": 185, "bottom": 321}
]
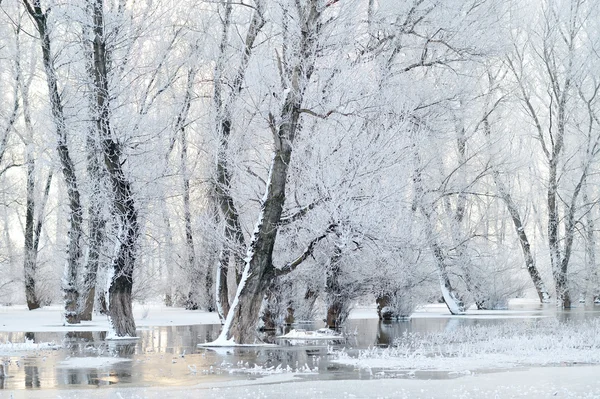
[
  {"left": 90, "top": 0, "right": 139, "bottom": 337},
  {"left": 215, "top": 1, "right": 323, "bottom": 344},
  {"left": 23, "top": 152, "right": 39, "bottom": 310},
  {"left": 558, "top": 169, "right": 589, "bottom": 309},
  {"left": 161, "top": 203, "right": 174, "bottom": 307},
  {"left": 495, "top": 172, "right": 550, "bottom": 302},
  {"left": 80, "top": 134, "right": 107, "bottom": 320},
  {"left": 218, "top": 148, "right": 292, "bottom": 343},
  {"left": 212, "top": 1, "right": 264, "bottom": 312},
  {"left": 484, "top": 119, "right": 550, "bottom": 303},
  {"left": 583, "top": 187, "right": 598, "bottom": 304},
  {"left": 181, "top": 104, "right": 200, "bottom": 310},
  {"left": 23, "top": 1, "right": 85, "bottom": 322},
  {"left": 412, "top": 137, "right": 465, "bottom": 315},
  {"left": 80, "top": 10, "right": 108, "bottom": 321},
  {"left": 325, "top": 246, "right": 349, "bottom": 329},
  {"left": 216, "top": 249, "right": 231, "bottom": 322},
  {"left": 204, "top": 252, "right": 216, "bottom": 312}
]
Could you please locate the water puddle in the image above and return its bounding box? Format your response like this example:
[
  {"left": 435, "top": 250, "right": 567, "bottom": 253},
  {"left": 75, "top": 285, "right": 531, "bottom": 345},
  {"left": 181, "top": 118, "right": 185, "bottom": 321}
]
[{"left": 1, "top": 303, "right": 598, "bottom": 391}]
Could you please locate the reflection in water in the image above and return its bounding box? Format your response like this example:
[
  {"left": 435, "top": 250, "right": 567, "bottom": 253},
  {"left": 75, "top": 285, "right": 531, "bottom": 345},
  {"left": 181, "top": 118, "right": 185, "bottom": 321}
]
[
  {"left": 0, "top": 303, "right": 598, "bottom": 390},
  {"left": 24, "top": 365, "right": 40, "bottom": 388}
]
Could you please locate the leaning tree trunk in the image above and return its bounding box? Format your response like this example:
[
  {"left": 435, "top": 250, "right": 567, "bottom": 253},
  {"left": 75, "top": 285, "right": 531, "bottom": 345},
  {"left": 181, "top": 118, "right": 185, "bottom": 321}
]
[
  {"left": 483, "top": 119, "right": 550, "bottom": 303},
  {"left": 494, "top": 172, "right": 550, "bottom": 302},
  {"left": 411, "top": 135, "right": 465, "bottom": 315},
  {"left": 23, "top": 0, "right": 85, "bottom": 323},
  {"left": 218, "top": 148, "right": 293, "bottom": 343},
  {"left": 215, "top": 0, "right": 323, "bottom": 344},
  {"left": 558, "top": 168, "right": 589, "bottom": 310},
  {"left": 90, "top": 0, "right": 139, "bottom": 337},
  {"left": 213, "top": 0, "right": 264, "bottom": 321}
]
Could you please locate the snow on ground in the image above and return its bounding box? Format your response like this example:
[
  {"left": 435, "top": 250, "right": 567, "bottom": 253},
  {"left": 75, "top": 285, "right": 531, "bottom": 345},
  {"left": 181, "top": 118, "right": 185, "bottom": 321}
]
[
  {"left": 0, "top": 304, "right": 220, "bottom": 333},
  {"left": 56, "top": 356, "right": 132, "bottom": 369},
  {"left": 333, "top": 317, "right": 600, "bottom": 373},
  {"left": 4, "top": 365, "right": 600, "bottom": 398}
]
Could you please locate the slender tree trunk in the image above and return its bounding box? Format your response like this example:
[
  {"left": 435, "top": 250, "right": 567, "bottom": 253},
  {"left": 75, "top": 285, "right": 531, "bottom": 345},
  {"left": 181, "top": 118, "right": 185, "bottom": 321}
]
[
  {"left": 213, "top": 1, "right": 265, "bottom": 320},
  {"left": 559, "top": 169, "right": 589, "bottom": 309},
  {"left": 80, "top": 156, "right": 106, "bottom": 321},
  {"left": 444, "top": 118, "right": 484, "bottom": 308},
  {"left": 216, "top": 248, "right": 231, "bottom": 322},
  {"left": 22, "top": 1, "right": 85, "bottom": 322},
  {"left": 412, "top": 136, "right": 465, "bottom": 315},
  {"left": 583, "top": 187, "right": 598, "bottom": 304},
  {"left": 80, "top": 8, "right": 108, "bottom": 321},
  {"left": 177, "top": 69, "right": 201, "bottom": 310},
  {"left": 547, "top": 157, "right": 568, "bottom": 307},
  {"left": 494, "top": 172, "right": 550, "bottom": 302},
  {"left": 484, "top": 118, "right": 550, "bottom": 302},
  {"left": 24, "top": 151, "right": 39, "bottom": 310},
  {"left": 90, "top": 0, "right": 139, "bottom": 336},
  {"left": 161, "top": 203, "right": 174, "bottom": 307}
]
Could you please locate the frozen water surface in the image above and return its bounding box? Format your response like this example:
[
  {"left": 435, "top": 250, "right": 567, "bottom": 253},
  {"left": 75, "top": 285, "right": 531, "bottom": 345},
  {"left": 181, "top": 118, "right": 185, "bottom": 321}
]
[{"left": 1, "top": 300, "right": 600, "bottom": 397}]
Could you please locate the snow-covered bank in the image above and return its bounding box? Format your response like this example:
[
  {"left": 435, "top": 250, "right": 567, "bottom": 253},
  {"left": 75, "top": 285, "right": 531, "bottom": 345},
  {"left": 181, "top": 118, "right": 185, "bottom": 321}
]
[
  {"left": 0, "top": 304, "right": 220, "bottom": 332},
  {"left": 348, "top": 298, "right": 549, "bottom": 320},
  {"left": 4, "top": 365, "right": 600, "bottom": 398},
  {"left": 334, "top": 318, "right": 600, "bottom": 373},
  {"left": 0, "top": 298, "right": 549, "bottom": 334}
]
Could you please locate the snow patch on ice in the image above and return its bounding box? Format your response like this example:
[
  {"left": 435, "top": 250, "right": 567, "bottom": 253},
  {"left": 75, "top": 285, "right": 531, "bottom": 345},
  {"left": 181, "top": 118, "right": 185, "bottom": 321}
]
[
  {"left": 57, "top": 357, "right": 131, "bottom": 369},
  {"left": 277, "top": 328, "right": 344, "bottom": 341},
  {"left": 228, "top": 362, "right": 317, "bottom": 375},
  {"left": 0, "top": 340, "right": 60, "bottom": 354},
  {"left": 105, "top": 333, "right": 140, "bottom": 341}
]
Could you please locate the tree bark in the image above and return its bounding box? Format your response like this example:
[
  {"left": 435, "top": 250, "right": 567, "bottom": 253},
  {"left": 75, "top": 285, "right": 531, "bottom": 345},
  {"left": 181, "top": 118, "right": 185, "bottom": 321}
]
[
  {"left": 90, "top": 0, "right": 139, "bottom": 337},
  {"left": 213, "top": 0, "right": 265, "bottom": 320},
  {"left": 216, "top": 1, "right": 323, "bottom": 344},
  {"left": 412, "top": 137, "right": 465, "bottom": 315},
  {"left": 24, "top": 151, "right": 39, "bottom": 310},
  {"left": 216, "top": 248, "right": 231, "bottom": 322},
  {"left": 325, "top": 245, "right": 350, "bottom": 329},
  {"left": 583, "top": 187, "right": 598, "bottom": 304},
  {"left": 80, "top": 6, "right": 108, "bottom": 321},
  {"left": 483, "top": 118, "right": 550, "bottom": 303},
  {"left": 178, "top": 69, "right": 201, "bottom": 310},
  {"left": 494, "top": 172, "right": 550, "bottom": 303},
  {"left": 22, "top": 0, "right": 85, "bottom": 322}
]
